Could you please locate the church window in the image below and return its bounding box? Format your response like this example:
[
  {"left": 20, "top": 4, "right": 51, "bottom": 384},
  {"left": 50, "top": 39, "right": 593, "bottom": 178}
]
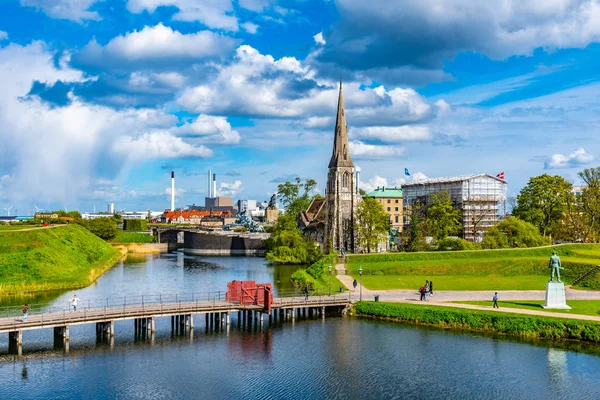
[{"left": 342, "top": 173, "right": 348, "bottom": 188}]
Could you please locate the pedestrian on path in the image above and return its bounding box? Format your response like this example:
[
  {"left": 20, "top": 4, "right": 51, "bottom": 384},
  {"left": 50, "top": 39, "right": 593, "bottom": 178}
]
[
  {"left": 70, "top": 294, "right": 79, "bottom": 311},
  {"left": 304, "top": 284, "right": 309, "bottom": 301},
  {"left": 353, "top": 279, "right": 357, "bottom": 292},
  {"left": 419, "top": 285, "right": 425, "bottom": 301},
  {"left": 22, "top": 304, "right": 29, "bottom": 322},
  {"left": 425, "top": 281, "right": 430, "bottom": 301},
  {"left": 429, "top": 280, "right": 434, "bottom": 296},
  {"left": 493, "top": 292, "right": 499, "bottom": 308}
]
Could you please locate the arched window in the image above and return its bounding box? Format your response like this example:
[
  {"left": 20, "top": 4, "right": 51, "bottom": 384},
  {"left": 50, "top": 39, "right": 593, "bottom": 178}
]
[{"left": 342, "top": 172, "right": 348, "bottom": 188}]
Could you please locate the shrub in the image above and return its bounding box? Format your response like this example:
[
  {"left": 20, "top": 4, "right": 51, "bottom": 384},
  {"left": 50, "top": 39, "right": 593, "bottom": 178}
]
[
  {"left": 482, "top": 216, "right": 550, "bottom": 249},
  {"left": 123, "top": 219, "right": 148, "bottom": 231},
  {"left": 436, "top": 237, "right": 482, "bottom": 251},
  {"left": 290, "top": 270, "right": 315, "bottom": 287}
]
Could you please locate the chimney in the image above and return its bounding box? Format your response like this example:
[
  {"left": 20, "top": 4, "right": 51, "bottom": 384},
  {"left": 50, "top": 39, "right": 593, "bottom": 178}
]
[
  {"left": 213, "top": 173, "right": 217, "bottom": 198},
  {"left": 208, "top": 169, "right": 212, "bottom": 197},
  {"left": 356, "top": 170, "right": 360, "bottom": 192},
  {"left": 171, "top": 171, "right": 175, "bottom": 211}
]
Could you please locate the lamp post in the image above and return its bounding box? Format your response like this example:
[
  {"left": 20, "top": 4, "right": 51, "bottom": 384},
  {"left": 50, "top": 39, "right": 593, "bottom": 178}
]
[
  {"left": 358, "top": 266, "right": 363, "bottom": 301},
  {"left": 328, "top": 265, "right": 333, "bottom": 296}
]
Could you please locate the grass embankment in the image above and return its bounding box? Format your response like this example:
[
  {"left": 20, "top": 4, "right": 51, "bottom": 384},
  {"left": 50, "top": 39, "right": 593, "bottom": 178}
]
[
  {"left": 354, "top": 301, "right": 600, "bottom": 343},
  {"left": 346, "top": 244, "right": 600, "bottom": 290},
  {"left": 457, "top": 300, "right": 600, "bottom": 317},
  {"left": 0, "top": 224, "right": 121, "bottom": 294},
  {"left": 110, "top": 231, "right": 155, "bottom": 244}
]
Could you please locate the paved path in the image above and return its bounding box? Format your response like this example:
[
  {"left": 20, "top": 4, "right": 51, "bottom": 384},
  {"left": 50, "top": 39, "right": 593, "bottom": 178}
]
[{"left": 0, "top": 225, "right": 63, "bottom": 232}]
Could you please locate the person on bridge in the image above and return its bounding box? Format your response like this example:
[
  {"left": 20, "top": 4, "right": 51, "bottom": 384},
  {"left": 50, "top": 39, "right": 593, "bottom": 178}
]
[
  {"left": 22, "top": 304, "right": 29, "bottom": 322},
  {"left": 304, "top": 284, "right": 309, "bottom": 301},
  {"left": 70, "top": 294, "right": 80, "bottom": 311}
]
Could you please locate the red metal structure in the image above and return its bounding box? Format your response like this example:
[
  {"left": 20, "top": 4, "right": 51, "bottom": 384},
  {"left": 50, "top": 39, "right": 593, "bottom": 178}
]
[{"left": 226, "top": 280, "right": 273, "bottom": 312}]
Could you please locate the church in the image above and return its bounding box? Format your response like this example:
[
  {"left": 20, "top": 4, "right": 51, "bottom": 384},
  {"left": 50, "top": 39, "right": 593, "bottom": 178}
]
[{"left": 301, "top": 80, "right": 361, "bottom": 253}]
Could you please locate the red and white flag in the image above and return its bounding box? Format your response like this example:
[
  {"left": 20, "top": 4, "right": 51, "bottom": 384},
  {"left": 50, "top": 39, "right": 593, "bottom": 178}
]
[{"left": 496, "top": 172, "right": 505, "bottom": 180}]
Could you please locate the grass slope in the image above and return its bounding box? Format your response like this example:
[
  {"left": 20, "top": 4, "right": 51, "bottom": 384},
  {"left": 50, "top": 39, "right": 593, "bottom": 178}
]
[
  {"left": 110, "top": 231, "right": 155, "bottom": 244},
  {"left": 457, "top": 300, "right": 600, "bottom": 317},
  {"left": 0, "top": 224, "right": 121, "bottom": 294},
  {"left": 354, "top": 301, "right": 600, "bottom": 343},
  {"left": 346, "top": 244, "right": 600, "bottom": 290}
]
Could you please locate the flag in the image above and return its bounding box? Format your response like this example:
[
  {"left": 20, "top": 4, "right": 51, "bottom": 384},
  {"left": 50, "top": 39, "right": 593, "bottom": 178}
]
[
  {"left": 496, "top": 172, "right": 505, "bottom": 180},
  {"left": 404, "top": 168, "right": 410, "bottom": 176}
]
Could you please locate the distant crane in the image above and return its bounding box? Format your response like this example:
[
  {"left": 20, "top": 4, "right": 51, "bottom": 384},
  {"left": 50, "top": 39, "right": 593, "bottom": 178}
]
[{"left": 4, "top": 206, "right": 13, "bottom": 216}]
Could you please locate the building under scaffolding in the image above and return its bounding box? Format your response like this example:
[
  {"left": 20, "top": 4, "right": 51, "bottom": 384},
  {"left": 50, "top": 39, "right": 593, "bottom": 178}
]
[{"left": 402, "top": 174, "right": 507, "bottom": 242}]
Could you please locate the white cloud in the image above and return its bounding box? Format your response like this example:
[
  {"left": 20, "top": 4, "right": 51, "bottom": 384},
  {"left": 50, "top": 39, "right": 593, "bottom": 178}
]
[
  {"left": 412, "top": 172, "right": 428, "bottom": 182},
  {"left": 0, "top": 31, "right": 8, "bottom": 41},
  {"left": 349, "top": 141, "right": 404, "bottom": 159},
  {"left": 352, "top": 125, "right": 432, "bottom": 143},
  {"left": 360, "top": 175, "right": 388, "bottom": 192},
  {"left": 75, "top": 24, "right": 237, "bottom": 71},
  {"left": 242, "top": 22, "right": 260, "bottom": 34},
  {"left": 545, "top": 147, "right": 595, "bottom": 169},
  {"left": 216, "top": 180, "right": 243, "bottom": 197},
  {"left": 20, "top": 0, "right": 100, "bottom": 22},
  {"left": 303, "top": 116, "right": 332, "bottom": 129},
  {"left": 313, "top": 32, "right": 326, "bottom": 45},
  {"left": 174, "top": 115, "right": 241, "bottom": 145},
  {"left": 113, "top": 131, "right": 213, "bottom": 160}
]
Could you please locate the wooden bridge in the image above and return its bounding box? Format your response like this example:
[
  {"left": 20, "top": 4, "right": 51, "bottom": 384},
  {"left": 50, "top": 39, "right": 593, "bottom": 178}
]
[{"left": 1, "top": 290, "right": 352, "bottom": 353}]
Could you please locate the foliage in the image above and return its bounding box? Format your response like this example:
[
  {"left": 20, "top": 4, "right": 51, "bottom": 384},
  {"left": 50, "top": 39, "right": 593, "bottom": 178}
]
[
  {"left": 554, "top": 195, "right": 589, "bottom": 243},
  {"left": 578, "top": 167, "right": 600, "bottom": 241},
  {"left": 290, "top": 254, "right": 342, "bottom": 294},
  {"left": 0, "top": 224, "right": 120, "bottom": 294},
  {"left": 424, "top": 191, "right": 462, "bottom": 240},
  {"left": 123, "top": 219, "right": 148, "bottom": 231},
  {"left": 75, "top": 217, "right": 118, "bottom": 241},
  {"left": 482, "top": 216, "right": 550, "bottom": 249},
  {"left": 354, "top": 301, "right": 600, "bottom": 343},
  {"left": 356, "top": 197, "right": 389, "bottom": 253},
  {"left": 266, "top": 225, "right": 322, "bottom": 264},
  {"left": 405, "top": 201, "right": 426, "bottom": 252},
  {"left": 277, "top": 177, "right": 317, "bottom": 218},
  {"left": 111, "top": 231, "right": 155, "bottom": 244},
  {"left": 513, "top": 174, "right": 573, "bottom": 236},
  {"left": 290, "top": 270, "right": 315, "bottom": 287},
  {"left": 436, "top": 237, "right": 481, "bottom": 251}
]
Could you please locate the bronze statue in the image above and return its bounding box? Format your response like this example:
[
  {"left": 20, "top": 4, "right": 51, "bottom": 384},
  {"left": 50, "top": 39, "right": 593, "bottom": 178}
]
[{"left": 548, "top": 251, "right": 563, "bottom": 282}]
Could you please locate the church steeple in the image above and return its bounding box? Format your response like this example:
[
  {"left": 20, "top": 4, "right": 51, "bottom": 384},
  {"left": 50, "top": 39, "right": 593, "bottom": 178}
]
[{"left": 328, "top": 78, "right": 354, "bottom": 168}]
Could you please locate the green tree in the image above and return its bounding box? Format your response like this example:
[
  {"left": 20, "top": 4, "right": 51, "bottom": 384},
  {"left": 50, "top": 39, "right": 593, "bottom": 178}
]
[
  {"left": 356, "top": 197, "right": 390, "bottom": 253},
  {"left": 277, "top": 177, "right": 317, "bottom": 218},
  {"left": 513, "top": 174, "right": 573, "bottom": 236},
  {"left": 579, "top": 167, "right": 600, "bottom": 241},
  {"left": 482, "top": 216, "right": 550, "bottom": 249},
  {"left": 424, "top": 191, "right": 462, "bottom": 241},
  {"left": 554, "top": 194, "right": 588, "bottom": 243},
  {"left": 76, "top": 217, "right": 118, "bottom": 241},
  {"left": 404, "top": 201, "right": 427, "bottom": 252}
]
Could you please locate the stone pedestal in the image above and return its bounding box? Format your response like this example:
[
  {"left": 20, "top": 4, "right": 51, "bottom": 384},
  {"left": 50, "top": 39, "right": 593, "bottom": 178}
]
[{"left": 542, "top": 281, "right": 571, "bottom": 309}]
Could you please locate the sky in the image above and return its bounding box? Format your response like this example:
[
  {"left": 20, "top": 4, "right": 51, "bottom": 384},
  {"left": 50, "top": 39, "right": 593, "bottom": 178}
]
[{"left": 1, "top": 0, "right": 600, "bottom": 214}]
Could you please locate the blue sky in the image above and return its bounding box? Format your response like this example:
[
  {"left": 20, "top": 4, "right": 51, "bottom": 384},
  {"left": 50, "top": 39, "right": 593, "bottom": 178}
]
[{"left": 1, "top": 0, "right": 600, "bottom": 214}]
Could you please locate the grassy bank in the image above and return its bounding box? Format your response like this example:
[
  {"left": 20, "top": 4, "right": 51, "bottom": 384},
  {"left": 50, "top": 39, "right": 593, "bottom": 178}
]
[
  {"left": 110, "top": 231, "right": 155, "bottom": 244},
  {"left": 0, "top": 224, "right": 121, "bottom": 294},
  {"left": 456, "top": 300, "right": 600, "bottom": 317},
  {"left": 346, "top": 244, "right": 600, "bottom": 290},
  {"left": 354, "top": 301, "right": 600, "bottom": 343}
]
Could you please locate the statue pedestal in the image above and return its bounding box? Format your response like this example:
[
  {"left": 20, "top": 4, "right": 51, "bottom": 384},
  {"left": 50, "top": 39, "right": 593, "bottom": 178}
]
[{"left": 542, "top": 281, "right": 571, "bottom": 309}]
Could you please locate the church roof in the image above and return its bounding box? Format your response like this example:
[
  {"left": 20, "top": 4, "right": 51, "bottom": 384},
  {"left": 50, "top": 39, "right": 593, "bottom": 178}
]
[{"left": 328, "top": 79, "right": 354, "bottom": 168}]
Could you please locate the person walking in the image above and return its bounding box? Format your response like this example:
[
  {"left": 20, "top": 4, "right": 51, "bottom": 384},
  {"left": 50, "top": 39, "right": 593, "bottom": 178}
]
[
  {"left": 304, "top": 284, "right": 309, "bottom": 301},
  {"left": 493, "top": 292, "right": 499, "bottom": 308},
  {"left": 22, "top": 304, "right": 29, "bottom": 322},
  {"left": 70, "top": 294, "right": 79, "bottom": 311},
  {"left": 419, "top": 285, "right": 425, "bottom": 301},
  {"left": 353, "top": 279, "right": 358, "bottom": 292},
  {"left": 424, "top": 281, "right": 430, "bottom": 301},
  {"left": 429, "top": 280, "right": 434, "bottom": 296}
]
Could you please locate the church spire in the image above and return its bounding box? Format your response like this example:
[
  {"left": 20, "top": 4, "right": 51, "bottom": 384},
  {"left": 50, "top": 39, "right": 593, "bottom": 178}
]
[{"left": 329, "top": 78, "right": 354, "bottom": 168}]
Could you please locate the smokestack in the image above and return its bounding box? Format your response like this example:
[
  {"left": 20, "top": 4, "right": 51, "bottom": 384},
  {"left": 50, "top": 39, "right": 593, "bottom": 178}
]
[
  {"left": 356, "top": 170, "right": 361, "bottom": 192},
  {"left": 208, "top": 169, "right": 212, "bottom": 197},
  {"left": 171, "top": 171, "right": 175, "bottom": 211},
  {"left": 213, "top": 173, "right": 217, "bottom": 198}
]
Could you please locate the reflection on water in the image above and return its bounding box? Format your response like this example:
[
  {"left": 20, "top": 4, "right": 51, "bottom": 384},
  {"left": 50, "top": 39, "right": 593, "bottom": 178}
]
[{"left": 548, "top": 348, "right": 569, "bottom": 388}]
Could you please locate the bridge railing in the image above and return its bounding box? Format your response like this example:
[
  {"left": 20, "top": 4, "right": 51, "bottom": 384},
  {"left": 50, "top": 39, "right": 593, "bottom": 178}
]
[{"left": 0, "top": 289, "right": 354, "bottom": 320}]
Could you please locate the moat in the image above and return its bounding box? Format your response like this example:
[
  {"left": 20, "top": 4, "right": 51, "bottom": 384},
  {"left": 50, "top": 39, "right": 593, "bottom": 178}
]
[{"left": 1, "top": 252, "right": 600, "bottom": 399}]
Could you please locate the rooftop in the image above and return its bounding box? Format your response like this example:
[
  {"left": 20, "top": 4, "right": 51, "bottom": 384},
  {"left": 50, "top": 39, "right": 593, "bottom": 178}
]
[
  {"left": 402, "top": 173, "right": 506, "bottom": 187},
  {"left": 363, "top": 187, "right": 403, "bottom": 198}
]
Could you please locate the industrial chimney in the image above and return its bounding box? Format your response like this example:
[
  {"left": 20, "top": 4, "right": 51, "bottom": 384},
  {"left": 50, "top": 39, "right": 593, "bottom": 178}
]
[
  {"left": 171, "top": 171, "right": 175, "bottom": 211},
  {"left": 213, "top": 173, "right": 217, "bottom": 198}
]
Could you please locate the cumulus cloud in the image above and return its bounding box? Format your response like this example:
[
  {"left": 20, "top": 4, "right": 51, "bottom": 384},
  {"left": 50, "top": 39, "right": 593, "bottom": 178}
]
[
  {"left": 173, "top": 115, "right": 241, "bottom": 145},
  {"left": 544, "top": 147, "right": 595, "bottom": 169},
  {"left": 20, "top": 0, "right": 100, "bottom": 22},
  {"left": 216, "top": 180, "right": 243, "bottom": 197},
  {"left": 74, "top": 24, "right": 238, "bottom": 72},
  {"left": 0, "top": 31, "right": 8, "bottom": 41},
  {"left": 349, "top": 141, "right": 404, "bottom": 159},
  {"left": 360, "top": 175, "right": 389, "bottom": 192},
  {"left": 351, "top": 125, "right": 431, "bottom": 143},
  {"left": 313, "top": 32, "right": 326, "bottom": 45},
  {"left": 412, "top": 172, "right": 428, "bottom": 182},
  {"left": 242, "top": 22, "right": 260, "bottom": 34},
  {"left": 113, "top": 132, "right": 213, "bottom": 159},
  {"left": 315, "top": 0, "right": 600, "bottom": 85}
]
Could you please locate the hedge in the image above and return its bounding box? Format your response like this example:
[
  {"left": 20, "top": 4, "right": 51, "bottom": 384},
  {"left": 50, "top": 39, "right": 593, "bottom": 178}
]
[{"left": 123, "top": 219, "right": 148, "bottom": 231}]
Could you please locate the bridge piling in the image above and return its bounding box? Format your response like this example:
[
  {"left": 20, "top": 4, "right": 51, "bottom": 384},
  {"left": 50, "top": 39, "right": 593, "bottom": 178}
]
[
  {"left": 226, "top": 312, "right": 230, "bottom": 326},
  {"left": 9, "top": 330, "right": 22, "bottom": 346},
  {"left": 54, "top": 325, "right": 69, "bottom": 341}
]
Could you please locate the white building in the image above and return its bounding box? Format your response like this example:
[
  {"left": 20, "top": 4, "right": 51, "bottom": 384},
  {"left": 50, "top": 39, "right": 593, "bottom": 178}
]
[{"left": 237, "top": 200, "right": 258, "bottom": 215}]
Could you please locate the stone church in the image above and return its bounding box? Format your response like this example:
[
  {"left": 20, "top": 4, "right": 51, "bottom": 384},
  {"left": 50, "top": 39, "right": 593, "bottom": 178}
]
[{"left": 301, "top": 80, "right": 360, "bottom": 253}]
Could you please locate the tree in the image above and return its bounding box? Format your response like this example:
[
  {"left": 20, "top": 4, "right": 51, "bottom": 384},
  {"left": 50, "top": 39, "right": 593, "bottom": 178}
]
[
  {"left": 424, "top": 191, "right": 462, "bottom": 241},
  {"left": 579, "top": 167, "right": 600, "bottom": 241},
  {"left": 554, "top": 194, "right": 588, "bottom": 243},
  {"left": 356, "top": 197, "right": 390, "bottom": 253},
  {"left": 482, "top": 216, "right": 550, "bottom": 249},
  {"left": 76, "top": 217, "right": 118, "bottom": 241},
  {"left": 513, "top": 174, "right": 573, "bottom": 236},
  {"left": 277, "top": 177, "right": 317, "bottom": 218},
  {"left": 404, "top": 200, "right": 427, "bottom": 252}
]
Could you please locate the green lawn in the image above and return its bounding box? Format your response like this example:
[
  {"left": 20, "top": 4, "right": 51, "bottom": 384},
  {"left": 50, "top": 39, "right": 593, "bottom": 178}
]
[
  {"left": 0, "top": 225, "right": 40, "bottom": 231},
  {"left": 456, "top": 300, "right": 600, "bottom": 317},
  {"left": 0, "top": 224, "right": 121, "bottom": 294},
  {"left": 345, "top": 244, "right": 600, "bottom": 290},
  {"left": 354, "top": 275, "right": 546, "bottom": 291},
  {"left": 110, "top": 231, "right": 155, "bottom": 244}
]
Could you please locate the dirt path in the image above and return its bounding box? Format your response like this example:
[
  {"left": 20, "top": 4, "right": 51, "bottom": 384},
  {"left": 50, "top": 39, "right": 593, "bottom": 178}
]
[{"left": 0, "top": 225, "right": 64, "bottom": 232}]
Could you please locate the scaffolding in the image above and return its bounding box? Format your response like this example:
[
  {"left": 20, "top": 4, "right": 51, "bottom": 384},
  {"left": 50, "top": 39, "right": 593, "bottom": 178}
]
[{"left": 403, "top": 174, "right": 507, "bottom": 241}]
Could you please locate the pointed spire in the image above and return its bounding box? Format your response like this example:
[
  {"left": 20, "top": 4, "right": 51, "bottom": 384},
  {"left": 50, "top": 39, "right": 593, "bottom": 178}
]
[{"left": 329, "top": 78, "right": 354, "bottom": 168}]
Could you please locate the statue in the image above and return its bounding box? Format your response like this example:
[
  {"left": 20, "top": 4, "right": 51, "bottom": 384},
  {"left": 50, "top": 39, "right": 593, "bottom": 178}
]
[{"left": 548, "top": 251, "right": 564, "bottom": 282}]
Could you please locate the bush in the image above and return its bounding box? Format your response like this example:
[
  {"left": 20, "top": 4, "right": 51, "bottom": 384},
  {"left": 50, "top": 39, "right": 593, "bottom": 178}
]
[
  {"left": 290, "top": 270, "right": 315, "bottom": 287},
  {"left": 482, "top": 216, "right": 550, "bottom": 249},
  {"left": 123, "top": 219, "right": 148, "bottom": 231},
  {"left": 75, "top": 217, "right": 118, "bottom": 241},
  {"left": 436, "top": 237, "right": 482, "bottom": 251},
  {"left": 266, "top": 227, "right": 322, "bottom": 264}
]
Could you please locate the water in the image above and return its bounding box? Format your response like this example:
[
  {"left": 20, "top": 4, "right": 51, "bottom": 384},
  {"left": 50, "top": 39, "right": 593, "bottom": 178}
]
[{"left": 2, "top": 252, "right": 600, "bottom": 399}]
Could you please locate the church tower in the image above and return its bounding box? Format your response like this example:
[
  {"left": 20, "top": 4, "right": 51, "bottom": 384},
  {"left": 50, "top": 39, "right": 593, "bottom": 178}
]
[{"left": 324, "top": 79, "right": 360, "bottom": 253}]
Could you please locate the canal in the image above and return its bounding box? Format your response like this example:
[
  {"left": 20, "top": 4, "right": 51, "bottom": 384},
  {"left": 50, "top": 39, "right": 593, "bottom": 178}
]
[{"left": 1, "top": 252, "right": 600, "bottom": 399}]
